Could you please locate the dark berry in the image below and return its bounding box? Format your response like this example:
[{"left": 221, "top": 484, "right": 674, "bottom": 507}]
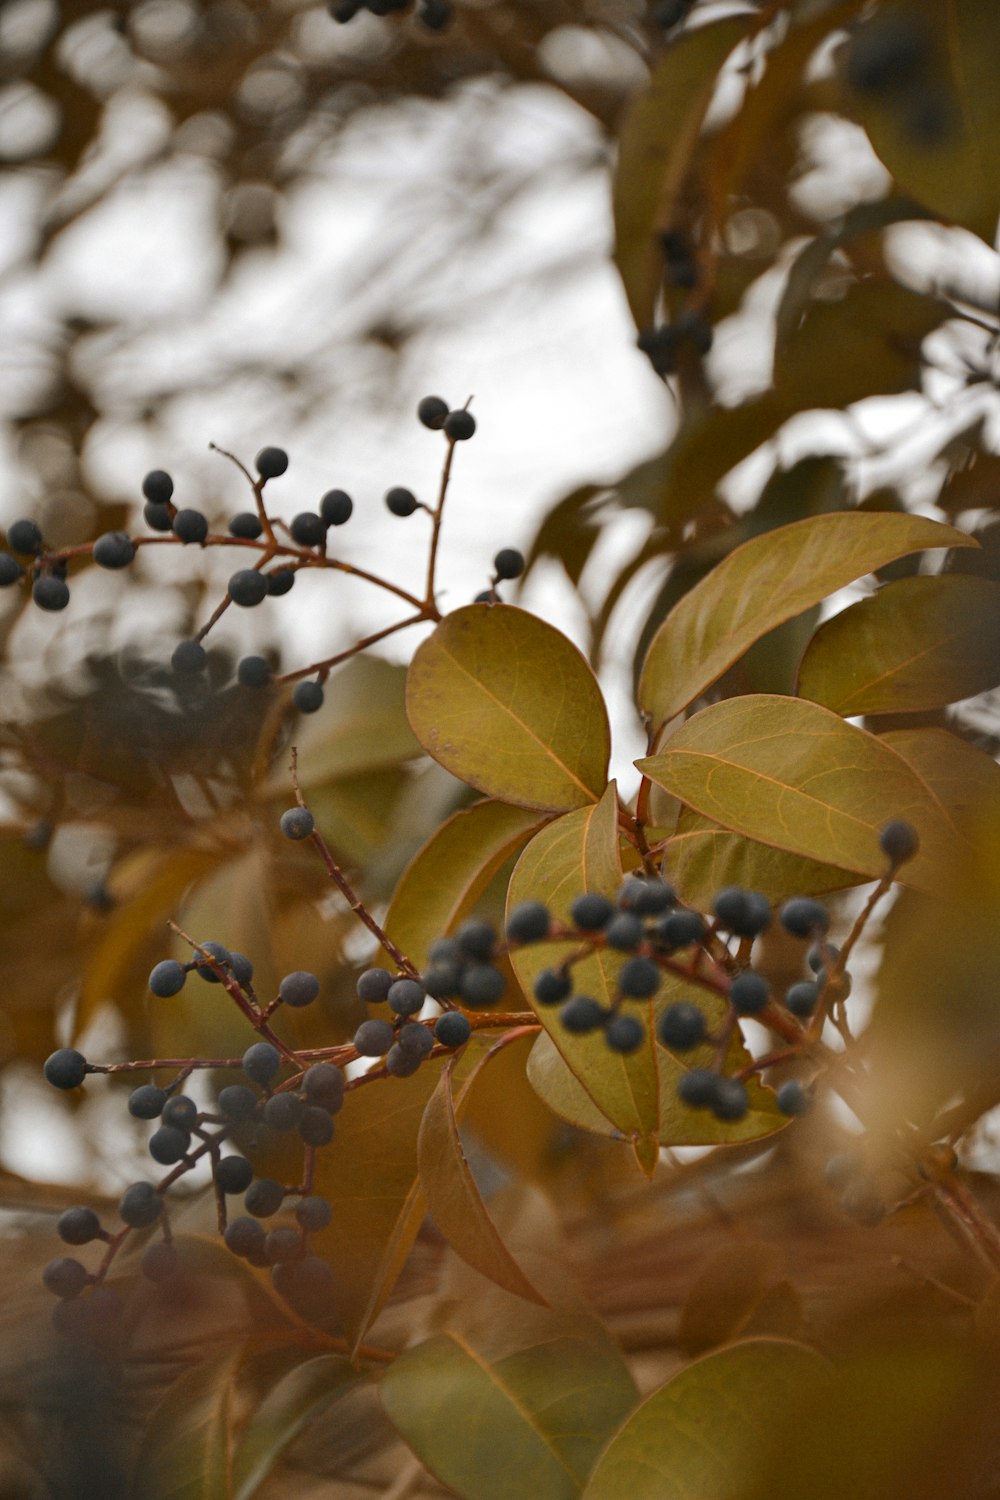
[
  {"left": 299, "top": 1106, "right": 335, "bottom": 1145},
  {"left": 171, "top": 639, "right": 207, "bottom": 674},
  {"left": 618, "top": 956, "right": 661, "bottom": 999},
  {"left": 274, "top": 1254, "right": 333, "bottom": 1304},
  {"left": 713, "top": 886, "right": 771, "bottom": 938},
  {"left": 302, "top": 1063, "right": 345, "bottom": 1113},
  {"left": 149, "top": 959, "right": 186, "bottom": 997},
  {"left": 119, "top": 1182, "right": 162, "bottom": 1228},
  {"left": 385, "top": 1044, "right": 421, "bottom": 1078},
  {"left": 32, "top": 575, "right": 70, "bottom": 611},
  {"left": 357, "top": 967, "right": 393, "bottom": 1003},
  {"left": 0, "top": 554, "right": 22, "bottom": 585},
  {"left": 505, "top": 901, "right": 551, "bottom": 945},
  {"left": 44, "top": 1049, "right": 88, "bottom": 1090},
  {"left": 435, "top": 1012, "right": 471, "bottom": 1048},
  {"left": 494, "top": 548, "right": 524, "bottom": 581},
  {"left": 729, "top": 970, "right": 770, "bottom": 1016},
  {"left": 229, "top": 568, "right": 268, "bottom": 607},
  {"left": 560, "top": 996, "right": 605, "bottom": 1034},
  {"left": 397, "top": 1021, "right": 435, "bottom": 1058},
  {"left": 456, "top": 919, "right": 496, "bottom": 961},
  {"left": 43, "top": 1258, "right": 89, "bottom": 1299},
  {"left": 142, "top": 470, "right": 174, "bottom": 505},
  {"left": 605, "top": 912, "right": 644, "bottom": 951},
  {"left": 320, "top": 489, "right": 353, "bottom": 526},
  {"left": 238, "top": 655, "right": 272, "bottom": 687},
  {"left": 677, "top": 1067, "right": 717, "bottom": 1108},
  {"left": 279, "top": 970, "right": 320, "bottom": 1008},
  {"left": 474, "top": 590, "right": 495, "bottom": 604},
  {"left": 417, "top": 395, "right": 449, "bottom": 429},
  {"left": 711, "top": 1077, "right": 749, "bottom": 1122},
  {"left": 388, "top": 977, "right": 426, "bottom": 1016},
  {"left": 128, "top": 1085, "right": 167, "bottom": 1120},
  {"left": 162, "top": 1095, "right": 198, "bottom": 1130},
  {"left": 93, "top": 531, "right": 135, "bottom": 569},
  {"left": 657, "top": 1002, "right": 707, "bottom": 1051},
  {"left": 264, "top": 1092, "right": 306, "bottom": 1131},
  {"left": 659, "top": 909, "right": 707, "bottom": 947},
  {"left": 265, "top": 1227, "right": 302, "bottom": 1265},
  {"left": 8, "top": 519, "right": 42, "bottom": 553},
  {"left": 293, "top": 680, "right": 324, "bottom": 713},
  {"left": 218, "top": 1084, "right": 259, "bottom": 1121},
  {"left": 605, "top": 1014, "right": 645, "bottom": 1053},
  {"left": 785, "top": 981, "right": 820, "bottom": 1018},
  {"left": 144, "top": 502, "right": 173, "bottom": 531},
  {"left": 215, "top": 1155, "right": 254, "bottom": 1194},
  {"left": 776, "top": 1080, "right": 812, "bottom": 1116},
  {"left": 424, "top": 962, "right": 460, "bottom": 999},
  {"left": 385, "top": 486, "right": 419, "bottom": 517},
  {"left": 570, "top": 893, "right": 614, "bottom": 931},
  {"left": 354, "top": 1018, "right": 395, "bottom": 1056},
  {"left": 808, "top": 942, "right": 840, "bottom": 974},
  {"left": 879, "top": 819, "right": 919, "bottom": 866},
  {"left": 280, "top": 806, "right": 314, "bottom": 841},
  {"left": 225, "top": 1216, "right": 266, "bottom": 1257},
  {"left": 172, "top": 509, "right": 208, "bottom": 545},
  {"left": 193, "top": 940, "right": 232, "bottom": 982},
  {"left": 459, "top": 963, "right": 505, "bottom": 1008},
  {"left": 255, "top": 447, "right": 289, "bottom": 479},
  {"left": 533, "top": 968, "right": 572, "bottom": 1006},
  {"left": 229, "top": 511, "right": 263, "bottom": 539},
  {"left": 242, "top": 1042, "right": 281, "bottom": 1085},
  {"left": 141, "top": 1241, "right": 179, "bottom": 1282},
  {"left": 429, "top": 937, "right": 460, "bottom": 964},
  {"left": 652, "top": 0, "right": 689, "bottom": 27},
  {"left": 290, "top": 511, "right": 326, "bottom": 547},
  {"left": 779, "top": 898, "right": 830, "bottom": 938},
  {"left": 675, "top": 309, "right": 714, "bottom": 356},
  {"left": 295, "top": 1195, "right": 333, "bottom": 1231},
  {"left": 149, "top": 1125, "right": 190, "bottom": 1165},
  {"left": 444, "top": 409, "right": 476, "bottom": 441},
  {"left": 57, "top": 1207, "right": 101, "bottom": 1246},
  {"left": 620, "top": 876, "right": 676, "bottom": 916},
  {"left": 245, "top": 1179, "right": 285, "bottom": 1218},
  {"left": 267, "top": 568, "right": 296, "bottom": 595}
]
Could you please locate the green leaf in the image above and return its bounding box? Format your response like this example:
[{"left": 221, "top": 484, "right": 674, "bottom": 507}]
[
  {"left": 385, "top": 799, "right": 546, "bottom": 970},
  {"left": 231, "top": 1355, "right": 356, "bottom": 1500},
  {"left": 381, "top": 1327, "right": 637, "bottom": 1500},
  {"left": 638, "top": 694, "right": 961, "bottom": 892},
  {"left": 664, "top": 807, "right": 865, "bottom": 907},
  {"left": 638, "top": 511, "right": 974, "bottom": 730},
  {"left": 582, "top": 1339, "right": 826, "bottom": 1500},
  {"left": 879, "top": 726, "right": 1000, "bottom": 833},
  {"left": 613, "top": 16, "right": 750, "bottom": 329},
  {"left": 797, "top": 573, "right": 1000, "bottom": 715},
  {"left": 131, "top": 1349, "right": 242, "bottom": 1500},
  {"left": 507, "top": 785, "right": 661, "bottom": 1150},
  {"left": 418, "top": 1055, "right": 548, "bottom": 1305},
  {"left": 406, "top": 605, "right": 611, "bottom": 812}
]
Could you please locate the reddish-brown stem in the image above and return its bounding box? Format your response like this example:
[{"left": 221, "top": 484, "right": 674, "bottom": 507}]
[
  {"left": 210, "top": 441, "right": 275, "bottom": 545},
  {"left": 278, "top": 613, "right": 426, "bottom": 684},
  {"left": 933, "top": 1176, "right": 1000, "bottom": 1272},
  {"left": 167, "top": 922, "right": 300, "bottom": 1064},
  {"left": 424, "top": 432, "right": 459, "bottom": 610}
]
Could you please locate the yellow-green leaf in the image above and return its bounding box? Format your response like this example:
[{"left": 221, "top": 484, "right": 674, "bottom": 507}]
[
  {"left": 677, "top": 1242, "right": 781, "bottom": 1357},
  {"left": 613, "top": 16, "right": 750, "bottom": 329},
  {"left": 381, "top": 1328, "right": 637, "bottom": 1500},
  {"left": 418, "top": 1055, "right": 547, "bottom": 1305},
  {"left": 507, "top": 785, "right": 660, "bottom": 1146},
  {"left": 582, "top": 1339, "right": 827, "bottom": 1500},
  {"left": 879, "top": 726, "right": 1000, "bottom": 833},
  {"left": 385, "top": 799, "right": 546, "bottom": 970},
  {"left": 664, "top": 808, "right": 867, "bottom": 908},
  {"left": 797, "top": 574, "right": 1000, "bottom": 715},
  {"left": 638, "top": 694, "right": 961, "bottom": 892},
  {"left": 231, "top": 1355, "right": 356, "bottom": 1500},
  {"left": 406, "top": 605, "right": 610, "bottom": 812},
  {"left": 638, "top": 512, "right": 974, "bottom": 730},
  {"left": 130, "top": 1349, "right": 242, "bottom": 1500}
]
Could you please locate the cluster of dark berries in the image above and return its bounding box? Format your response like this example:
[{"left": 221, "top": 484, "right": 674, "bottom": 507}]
[
  {"left": 637, "top": 311, "right": 713, "bottom": 377},
  {"left": 1, "top": 518, "right": 77, "bottom": 612},
  {"left": 329, "top": 0, "right": 452, "bottom": 31},
  {"left": 416, "top": 394, "right": 475, "bottom": 440}
]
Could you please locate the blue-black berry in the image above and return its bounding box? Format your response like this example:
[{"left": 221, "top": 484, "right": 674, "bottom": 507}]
[
  {"left": 149, "top": 959, "right": 186, "bottom": 997},
  {"left": 93, "top": 531, "right": 135, "bottom": 569},
  {"left": 43, "top": 1258, "right": 89, "bottom": 1299},
  {"left": 677, "top": 1068, "right": 718, "bottom": 1108},
  {"left": 494, "top": 548, "right": 524, "bottom": 581},
  {"left": 729, "top": 970, "right": 770, "bottom": 1016},
  {"left": 357, "top": 967, "right": 393, "bottom": 1003},
  {"left": 238, "top": 655, "right": 272, "bottom": 688},
  {"left": 605, "top": 1013, "right": 645, "bottom": 1053},
  {"left": 256, "top": 447, "right": 288, "bottom": 479},
  {"left": 711, "top": 1077, "right": 749, "bottom": 1122},
  {"left": 302, "top": 1063, "right": 345, "bottom": 1113},
  {"left": 8, "top": 519, "right": 42, "bottom": 553},
  {"left": 162, "top": 1095, "right": 198, "bottom": 1130},
  {"left": 148, "top": 1125, "right": 190, "bottom": 1165},
  {"left": 264, "top": 1093, "right": 306, "bottom": 1132},
  {"left": 879, "top": 819, "right": 919, "bottom": 866},
  {"left": 355, "top": 1019, "right": 395, "bottom": 1056},
  {"left": 459, "top": 963, "right": 505, "bottom": 1008},
  {"left": 229, "top": 511, "right": 263, "bottom": 539},
  {"left": 267, "top": 568, "right": 295, "bottom": 595},
  {"left": 229, "top": 569, "right": 268, "bottom": 607},
  {"left": 279, "top": 970, "right": 320, "bottom": 1007},
  {"left": 785, "top": 981, "right": 820, "bottom": 1018},
  {"left": 128, "top": 1085, "right": 167, "bottom": 1119},
  {"left": 534, "top": 968, "right": 572, "bottom": 1006},
  {"left": 385, "top": 486, "right": 419, "bottom": 517},
  {"left": 560, "top": 996, "right": 605, "bottom": 1034},
  {"left": 192, "top": 941, "right": 232, "bottom": 983},
  {"left": 172, "top": 509, "right": 208, "bottom": 545},
  {"left": 776, "top": 1080, "right": 812, "bottom": 1116},
  {"left": 435, "top": 1012, "right": 471, "bottom": 1048},
  {"left": 218, "top": 1084, "right": 259, "bottom": 1121},
  {"left": 299, "top": 1105, "right": 335, "bottom": 1144},
  {"left": 505, "top": 901, "right": 551, "bottom": 944},
  {"left": 293, "top": 680, "right": 324, "bottom": 714},
  {"left": 225, "top": 1216, "right": 266, "bottom": 1257},
  {"left": 144, "top": 502, "right": 173, "bottom": 531},
  {"left": 780, "top": 898, "right": 830, "bottom": 939},
  {"left": 295, "top": 1196, "right": 333, "bottom": 1231},
  {"left": 605, "top": 912, "right": 644, "bottom": 951},
  {"left": 713, "top": 886, "right": 771, "bottom": 938},
  {"left": 44, "top": 1049, "right": 88, "bottom": 1090},
  {"left": 456, "top": 919, "right": 496, "bottom": 961},
  {"left": 119, "top": 1182, "right": 162, "bottom": 1228},
  {"left": 142, "top": 471, "right": 174, "bottom": 505},
  {"left": 618, "top": 956, "right": 660, "bottom": 999},
  {"left": 387, "top": 978, "right": 426, "bottom": 1017},
  {"left": 657, "top": 1002, "right": 707, "bottom": 1051},
  {"left": 290, "top": 512, "right": 326, "bottom": 547},
  {"left": 57, "top": 1207, "right": 101, "bottom": 1245},
  {"left": 245, "top": 1179, "right": 285, "bottom": 1218},
  {"left": 444, "top": 409, "right": 476, "bottom": 441},
  {"left": 570, "top": 893, "right": 614, "bottom": 931},
  {"left": 33, "top": 576, "right": 70, "bottom": 611},
  {"left": 657, "top": 909, "right": 706, "bottom": 948},
  {"left": 214, "top": 1155, "right": 254, "bottom": 1194},
  {"left": 385, "top": 1043, "right": 421, "bottom": 1078},
  {"left": 417, "top": 394, "right": 449, "bottom": 429},
  {"left": 243, "top": 1042, "right": 281, "bottom": 1084},
  {"left": 0, "top": 554, "right": 21, "bottom": 586},
  {"left": 320, "top": 489, "right": 352, "bottom": 526},
  {"left": 280, "top": 806, "right": 314, "bottom": 840},
  {"left": 398, "top": 1021, "right": 435, "bottom": 1058},
  {"left": 171, "top": 639, "right": 206, "bottom": 674}
]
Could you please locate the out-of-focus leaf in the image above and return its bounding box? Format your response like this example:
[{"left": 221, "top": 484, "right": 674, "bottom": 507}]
[
  {"left": 797, "top": 574, "right": 1000, "bottom": 715},
  {"left": 507, "top": 785, "right": 661, "bottom": 1157},
  {"left": 652, "top": 394, "right": 789, "bottom": 533},
  {"left": 231, "top": 1355, "right": 356, "bottom": 1500},
  {"left": 582, "top": 1339, "right": 826, "bottom": 1500},
  {"left": 638, "top": 695, "right": 960, "bottom": 891},
  {"left": 638, "top": 512, "right": 974, "bottom": 730},
  {"left": 678, "top": 1242, "right": 781, "bottom": 1356},
  {"left": 664, "top": 808, "right": 863, "bottom": 908},
  {"left": 878, "top": 727, "right": 1000, "bottom": 833},
  {"left": 526, "top": 484, "right": 605, "bottom": 585},
  {"left": 385, "top": 799, "right": 545, "bottom": 970},
  {"left": 418, "top": 1053, "right": 547, "bottom": 1305},
  {"left": 381, "top": 1325, "right": 637, "bottom": 1500},
  {"left": 133, "top": 1348, "right": 242, "bottom": 1500},
  {"left": 406, "top": 606, "right": 610, "bottom": 812},
  {"left": 613, "top": 16, "right": 750, "bottom": 329},
  {"left": 842, "top": 0, "right": 1000, "bottom": 243}
]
